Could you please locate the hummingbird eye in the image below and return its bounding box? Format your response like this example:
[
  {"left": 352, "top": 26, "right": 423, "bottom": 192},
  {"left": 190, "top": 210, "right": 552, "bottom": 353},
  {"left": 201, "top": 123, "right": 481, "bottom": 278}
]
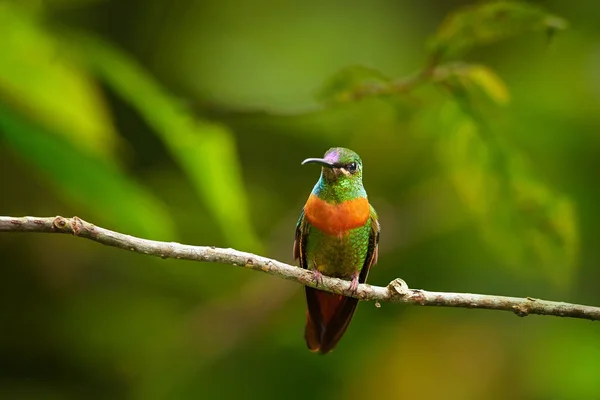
[{"left": 346, "top": 162, "right": 358, "bottom": 173}]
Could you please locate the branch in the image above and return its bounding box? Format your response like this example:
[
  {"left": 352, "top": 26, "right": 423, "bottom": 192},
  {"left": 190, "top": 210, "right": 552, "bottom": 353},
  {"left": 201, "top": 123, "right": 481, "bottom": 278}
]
[
  {"left": 343, "top": 53, "right": 441, "bottom": 101},
  {"left": 1, "top": 215, "right": 599, "bottom": 321}
]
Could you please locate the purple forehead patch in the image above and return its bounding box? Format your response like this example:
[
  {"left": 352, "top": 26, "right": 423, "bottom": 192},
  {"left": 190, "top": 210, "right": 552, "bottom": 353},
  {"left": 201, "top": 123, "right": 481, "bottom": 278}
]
[{"left": 324, "top": 149, "right": 340, "bottom": 163}]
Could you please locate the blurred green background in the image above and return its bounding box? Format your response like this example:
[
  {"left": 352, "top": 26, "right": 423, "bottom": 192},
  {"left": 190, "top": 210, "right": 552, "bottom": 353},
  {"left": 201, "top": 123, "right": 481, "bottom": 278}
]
[{"left": 1, "top": 0, "right": 599, "bottom": 398}]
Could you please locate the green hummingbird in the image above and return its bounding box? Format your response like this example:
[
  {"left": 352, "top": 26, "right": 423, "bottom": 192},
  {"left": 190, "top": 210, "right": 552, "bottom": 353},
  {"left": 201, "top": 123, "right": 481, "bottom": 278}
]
[{"left": 293, "top": 147, "right": 380, "bottom": 354}]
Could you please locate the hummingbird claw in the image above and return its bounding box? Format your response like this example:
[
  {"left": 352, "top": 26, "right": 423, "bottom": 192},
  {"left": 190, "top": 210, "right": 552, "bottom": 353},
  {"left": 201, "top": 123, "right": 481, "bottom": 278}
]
[
  {"left": 312, "top": 270, "right": 324, "bottom": 287},
  {"left": 348, "top": 274, "right": 359, "bottom": 295}
]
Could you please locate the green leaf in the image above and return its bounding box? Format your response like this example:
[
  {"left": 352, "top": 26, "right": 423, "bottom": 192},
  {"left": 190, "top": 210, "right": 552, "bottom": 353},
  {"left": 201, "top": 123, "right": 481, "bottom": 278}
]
[
  {"left": 464, "top": 65, "right": 509, "bottom": 105},
  {"left": 443, "top": 64, "right": 510, "bottom": 105},
  {"left": 438, "top": 101, "right": 578, "bottom": 285},
  {"left": 317, "top": 65, "right": 391, "bottom": 104},
  {"left": 433, "top": 63, "right": 511, "bottom": 105},
  {"left": 0, "top": 104, "right": 175, "bottom": 240},
  {"left": 0, "top": 2, "right": 119, "bottom": 159},
  {"left": 429, "top": 1, "right": 567, "bottom": 60},
  {"left": 70, "top": 33, "right": 262, "bottom": 251}
]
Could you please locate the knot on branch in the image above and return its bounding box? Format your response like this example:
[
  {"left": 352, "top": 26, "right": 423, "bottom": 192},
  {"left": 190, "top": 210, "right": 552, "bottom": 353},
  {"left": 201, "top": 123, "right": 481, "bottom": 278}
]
[
  {"left": 52, "top": 216, "right": 69, "bottom": 231},
  {"left": 52, "top": 215, "right": 87, "bottom": 236},
  {"left": 71, "top": 216, "right": 83, "bottom": 235},
  {"left": 512, "top": 298, "right": 537, "bottom": 317},
  {"left": 387, "top": 278, "right": 410, "bottom": 298},
  {"left": 2, "top": 215, "right": 600, "bottom": 321},
  {"left": 512, "top": 304, "right": 530, "bottom": 317}
]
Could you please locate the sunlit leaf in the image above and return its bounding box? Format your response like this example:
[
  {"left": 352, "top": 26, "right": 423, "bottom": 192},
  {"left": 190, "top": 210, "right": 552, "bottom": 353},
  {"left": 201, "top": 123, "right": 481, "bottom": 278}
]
[
  {"left": 434, "top": 63, "right": 510, "bottom": 105},
  {"left": 0, "top": 2, "right": 118, "bottom": 158},
  {"left": 0, "top": 104, "right": 175, "bottom": 240},
  {"left": 317, "top": 65, "right": 391, "bottom": 104},
  {"left": 462, "top": 64, "right": 510, "bottom": 105},
  {"left": 429, "top": 1, "right": 567, "bottom": 60},
  {"left": 68, "top": 33, "right": 262, "bottom": 251},
  {"left": 438, "top": 101, "right": 578, "bottom": 285}
]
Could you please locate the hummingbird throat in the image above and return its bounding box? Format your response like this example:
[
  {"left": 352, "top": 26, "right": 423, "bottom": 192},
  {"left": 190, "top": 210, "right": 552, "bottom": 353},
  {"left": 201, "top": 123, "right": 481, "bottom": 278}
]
[{"left": 303, "top": 194, "right": 370, "bottom": 236}]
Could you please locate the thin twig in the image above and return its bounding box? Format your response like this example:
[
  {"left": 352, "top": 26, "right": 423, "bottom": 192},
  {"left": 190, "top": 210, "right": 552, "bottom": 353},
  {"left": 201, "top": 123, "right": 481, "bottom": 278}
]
[
  {"left": 1, "top": 215, "right": 599, "bottom": 321},
  {"left": 344, "top": 53, "right": 442, "bottom": 101}
]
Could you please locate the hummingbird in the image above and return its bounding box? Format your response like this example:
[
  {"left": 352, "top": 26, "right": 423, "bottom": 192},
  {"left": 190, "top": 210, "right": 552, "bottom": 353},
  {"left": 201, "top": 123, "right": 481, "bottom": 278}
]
[{"left": 293, "top": 147, "right": 380, "bottom": 354}]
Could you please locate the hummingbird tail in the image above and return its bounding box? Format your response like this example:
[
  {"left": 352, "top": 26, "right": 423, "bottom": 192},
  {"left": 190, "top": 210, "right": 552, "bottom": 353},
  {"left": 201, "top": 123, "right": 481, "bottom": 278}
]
[{"left": 304, "top": 287, "right": 359, "bottom": 354}]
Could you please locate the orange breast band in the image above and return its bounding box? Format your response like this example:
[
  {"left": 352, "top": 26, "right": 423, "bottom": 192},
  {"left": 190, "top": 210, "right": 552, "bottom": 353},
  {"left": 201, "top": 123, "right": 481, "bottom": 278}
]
[{"left": 304, "top": 194, "right": 370, "bottom": 235}]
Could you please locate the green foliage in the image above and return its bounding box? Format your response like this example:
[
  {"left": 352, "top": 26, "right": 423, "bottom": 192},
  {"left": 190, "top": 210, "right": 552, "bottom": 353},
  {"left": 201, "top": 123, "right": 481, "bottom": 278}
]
[
  {"left": 420, "top": 56, "right": 578, "bottom": 282},
  {"left": 70, "top": 34, "right": 262, "bottom": 251},
  {"left": 0, "top": 104, "right": 174, "bottom": 239},
  {"left": 435, "top": 63, "right": 510, "bottom": 105},
  {"left": 1, "top": 0, "right": 597, "bottom": 399},
  {"left": 313, "top": 1, "right": 576, "bottom": 281},
  {"left": 0, "top": 3, "right": 119, "bottom": 158},
  {"left": 0, "top": 1, "right": 261, "bottom": 251},
  {"left": 317, "top": 65, "right": 391, "bottom": 104},
  {"left": 437, "top": 101, "right": 578, "bottom": 284},
  {"left": 429, "top": 1, "right": 567, "bottom": 60}
]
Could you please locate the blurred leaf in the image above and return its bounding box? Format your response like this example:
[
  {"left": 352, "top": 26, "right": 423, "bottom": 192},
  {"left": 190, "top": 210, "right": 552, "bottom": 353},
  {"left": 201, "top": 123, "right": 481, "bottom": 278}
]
[
  {"left": 429, "top": 1, "right": 567, "bottom": 60},
  {"left": 464, "top": 65, "right": 509, "bottom": 105},
  {"left": 438, "top": 101, "right": 578, "bottom": 285},
  {"left": 0, "top": 2, "right": 118, "bottom": 158},
  {"left": 440, "top": 64, "right": 510, "bottom": 105},
  {"left": 68, "top": 33, "right": 262, "bottom": 251},
  {"left": 0, "top": 104, "right": 175, "bottom": 239},
  {"left": 509, "top": 155, "right": 579, "bottom": 276},
  {"left": 317, "top": 65, "right": 391, "bottom": 104}
]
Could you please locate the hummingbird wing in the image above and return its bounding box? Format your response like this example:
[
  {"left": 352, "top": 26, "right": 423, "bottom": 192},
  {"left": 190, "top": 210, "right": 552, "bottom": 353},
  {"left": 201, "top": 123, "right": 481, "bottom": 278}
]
[
  {"left": 363, "top": 204, "right": 380, "bottom": 275},
  {"left": 294, "top": 210, "right": 328, "bottom": 350},
  {"left": 299, "top": 206, "right": 380, "bottom": 354},
  {"left": 293, "top": 209, "right": 308, "bottom": 268}
]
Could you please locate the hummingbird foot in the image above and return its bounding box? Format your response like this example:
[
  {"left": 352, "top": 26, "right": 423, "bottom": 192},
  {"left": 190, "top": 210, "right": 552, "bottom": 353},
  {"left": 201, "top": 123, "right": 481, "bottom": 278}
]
[
  {"left": 348, "top": 273, "right": 359, "bottom": 295},
  {"left": 312, "top": 270, "right": 324, "bottom": 287}
]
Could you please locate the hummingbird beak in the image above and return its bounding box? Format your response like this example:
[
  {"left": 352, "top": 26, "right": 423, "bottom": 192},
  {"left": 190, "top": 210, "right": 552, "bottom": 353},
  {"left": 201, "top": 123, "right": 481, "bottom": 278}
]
[{"left": 301, "top": 158, "right": 336, "bottom": 168}]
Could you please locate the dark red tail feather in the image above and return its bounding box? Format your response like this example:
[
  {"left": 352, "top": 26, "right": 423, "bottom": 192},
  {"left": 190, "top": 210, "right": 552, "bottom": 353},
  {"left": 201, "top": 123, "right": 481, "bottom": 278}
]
[{"left": 304, "top": 287, "right": 359, "bottom": 354}]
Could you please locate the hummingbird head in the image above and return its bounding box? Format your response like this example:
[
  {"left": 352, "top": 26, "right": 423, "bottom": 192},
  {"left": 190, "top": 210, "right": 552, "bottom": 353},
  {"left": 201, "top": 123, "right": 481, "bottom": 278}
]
[
  {"left": 302, "top": 148, "right": 366, "bottom": 202},
  {"left": 302, "top": 147, "right": 363, "bottom": 183}
]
